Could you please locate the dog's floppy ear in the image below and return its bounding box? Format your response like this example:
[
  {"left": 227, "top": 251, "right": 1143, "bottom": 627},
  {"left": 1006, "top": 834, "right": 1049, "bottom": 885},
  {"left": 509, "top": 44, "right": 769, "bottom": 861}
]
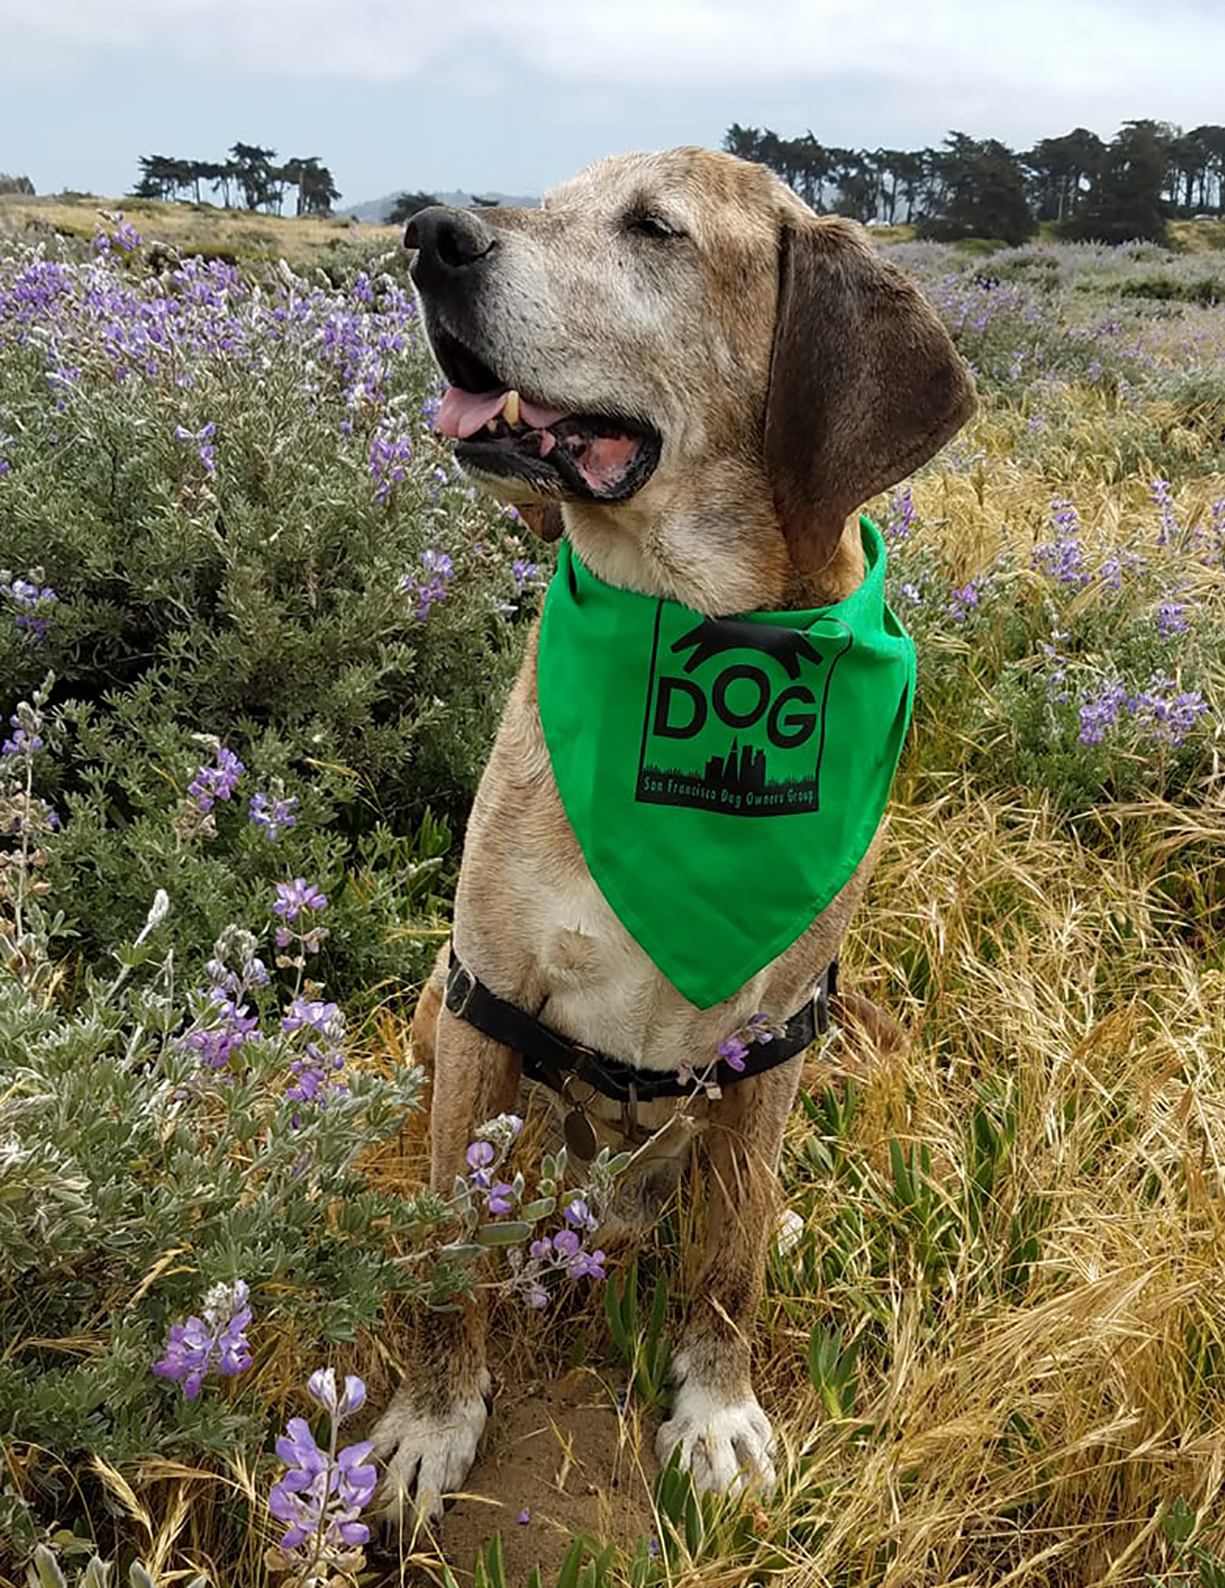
[
  {"left": 764, "top": 217, "right": 977, "bottom": 570},
  {"left": 516, "top": 504, "right": 565, "bottom": 543}
]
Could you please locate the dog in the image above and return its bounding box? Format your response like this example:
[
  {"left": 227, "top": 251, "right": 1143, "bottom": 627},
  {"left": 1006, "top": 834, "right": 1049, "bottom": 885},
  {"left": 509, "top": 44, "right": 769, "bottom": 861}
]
[{"left": 370, "top": 146, "right": 976, "bottom": 1531}]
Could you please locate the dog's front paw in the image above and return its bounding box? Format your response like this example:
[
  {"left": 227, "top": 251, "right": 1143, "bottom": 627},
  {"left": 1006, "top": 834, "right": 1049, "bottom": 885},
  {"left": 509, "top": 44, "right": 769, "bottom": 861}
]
[
  {"left": 656, "top": 1355, "right": 777, "bottom": 1497},
  {"left": 368, "top": 1375, "right": 490, "bottom": 1535}
]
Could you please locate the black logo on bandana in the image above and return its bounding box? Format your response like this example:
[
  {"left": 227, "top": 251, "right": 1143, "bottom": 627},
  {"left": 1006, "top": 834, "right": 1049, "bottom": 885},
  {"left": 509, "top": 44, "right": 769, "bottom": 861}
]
[{"left": 635, "top": 608, "right": 852, "bottom": 816}]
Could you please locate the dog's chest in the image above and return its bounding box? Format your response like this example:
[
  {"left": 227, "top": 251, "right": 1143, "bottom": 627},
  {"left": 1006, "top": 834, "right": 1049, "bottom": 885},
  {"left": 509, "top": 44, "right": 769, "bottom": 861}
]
[{"left": 526, "top": 865, "right": 684, "bottom": 1070}]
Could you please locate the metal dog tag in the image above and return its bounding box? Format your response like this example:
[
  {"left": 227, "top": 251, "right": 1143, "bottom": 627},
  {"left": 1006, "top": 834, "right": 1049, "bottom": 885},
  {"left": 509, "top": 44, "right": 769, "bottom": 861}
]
[{"left": 563, "top": 1108, "right": 598, "bottom": 1161}]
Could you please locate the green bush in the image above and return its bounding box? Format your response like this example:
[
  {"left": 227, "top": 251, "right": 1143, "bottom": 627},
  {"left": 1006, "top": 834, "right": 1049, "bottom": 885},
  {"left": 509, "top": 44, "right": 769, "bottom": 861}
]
[
  {"left": 1118, "top": 272, "right": 1225, "bottom": 305},
  {"left": 0, "top": 230, "right": 549, "bottom": 990}
]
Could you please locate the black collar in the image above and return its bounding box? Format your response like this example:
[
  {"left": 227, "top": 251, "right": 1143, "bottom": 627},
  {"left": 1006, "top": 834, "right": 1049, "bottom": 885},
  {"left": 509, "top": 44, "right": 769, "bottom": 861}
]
[{"left": 443, "top": 944, "right": 835, "bottom": 1109}]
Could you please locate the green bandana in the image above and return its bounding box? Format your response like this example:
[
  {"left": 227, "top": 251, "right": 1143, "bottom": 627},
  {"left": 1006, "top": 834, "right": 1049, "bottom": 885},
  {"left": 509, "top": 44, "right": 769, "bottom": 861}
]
[{"left": 536, "top": 516, "right": 915, "bottom": 1010}]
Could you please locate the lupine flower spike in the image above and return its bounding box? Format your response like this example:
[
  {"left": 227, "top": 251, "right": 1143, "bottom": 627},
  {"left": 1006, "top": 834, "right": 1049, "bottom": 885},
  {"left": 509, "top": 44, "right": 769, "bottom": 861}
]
[{"left": 268, "top": 1368, "right": 377, "bottom": 1580}]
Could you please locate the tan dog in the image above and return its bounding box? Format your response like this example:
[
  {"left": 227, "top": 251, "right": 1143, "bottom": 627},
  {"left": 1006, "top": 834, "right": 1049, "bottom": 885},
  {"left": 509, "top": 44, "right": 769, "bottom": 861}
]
[{"left": 371, "top": 147, "right": 975, "bottom": 1530}]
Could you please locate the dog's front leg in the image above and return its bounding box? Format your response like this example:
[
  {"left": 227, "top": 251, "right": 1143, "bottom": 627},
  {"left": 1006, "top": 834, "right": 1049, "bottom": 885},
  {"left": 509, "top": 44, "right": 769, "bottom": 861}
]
[
  {"left": 370, "top": 1003, "right": 521, "bottom": 1533},
  {"left": 657, "top": 1057, "right": 801, "bottom": 1497}
]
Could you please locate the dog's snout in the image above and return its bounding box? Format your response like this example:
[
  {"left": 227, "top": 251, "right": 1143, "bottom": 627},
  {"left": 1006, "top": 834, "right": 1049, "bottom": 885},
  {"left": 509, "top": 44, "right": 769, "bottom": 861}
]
[{"left": 405, "top": 206, "right": 496, "bottom": 291}]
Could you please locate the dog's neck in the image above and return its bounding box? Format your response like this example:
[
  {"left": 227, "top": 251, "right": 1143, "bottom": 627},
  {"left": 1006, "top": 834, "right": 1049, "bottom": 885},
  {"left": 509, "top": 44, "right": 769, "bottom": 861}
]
[{"left": 558, "top": 499, "right": 865, "bottom": 617}]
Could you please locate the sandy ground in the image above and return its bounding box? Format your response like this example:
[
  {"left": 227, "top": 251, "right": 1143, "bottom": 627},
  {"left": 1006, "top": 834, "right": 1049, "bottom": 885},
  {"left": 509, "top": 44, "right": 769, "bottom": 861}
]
[{"left": 368, "top": 1357, "right": 660, "bottom": 1585}]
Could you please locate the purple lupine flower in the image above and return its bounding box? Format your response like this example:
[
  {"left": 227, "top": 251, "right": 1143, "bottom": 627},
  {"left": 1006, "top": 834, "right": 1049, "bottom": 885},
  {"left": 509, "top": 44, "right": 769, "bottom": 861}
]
[
  {"left": 898, "top": 582, "right": 922, "bottom": 605},
  {"left": 400, "top": 547, "right": 454, "bottom": 621},
  {"left": 175, "top": 421, "right": 217, "bottom": 477},
  {"left": 249, "top": 789, "right": 299, "bottom": 842},
  {"left": 467, "top": 1143, "right": 495, "bottom": 1194},
  {"left": 518, "top": 1508, "right": 531, "bottom": 1525},
  {"left": 1157, "top": 601, "right": 1189, "bottom": 637},
  {"left": 286, "top": 1053, "right": 329, "bottom": 1105},
  {"left": 187, "top": 746, "right": 244, "bottom": 812},
  {"left": 552, "top": 1229, "right": 581, "bottom": 1259},
  {"left": 370, "top": 421, "right": 413, "bottom": 503},
  {"left": 282, "top": 997, "right": 341, "bottom": 1037},
  {"left": 1077, "top": 679, "right": 1129, "bottom": 745},
  {"left": 511, "top": 558, "right": 539, "bottom": 592},
  {"left": 1032, "top": 535, "right": 1090, "bottom": 586},
  {"left": 3, "top": 576, "right": 58, "bottom": 642},
  {"left": 1032, "top": 501, "right": 1091, "bottom": 587},
  {"left": 286, "top": 1040, "right": 347, "bottom": 1114},
  {"left": 281, "top": 978, "right": 347, "bottom": 1121},
  {"left": 945, "top": 580, "right": 982, "bottom": 624},
  {"left": 563, "top": 1198, "right": 597, "bottom": 1232},
  {"left": 718, "top": 1034, "right": 749, "bottom": 1073},
  {"left": 567, "top": 1248, "right": 606, "bottom": 1281},
  {"left": 1126, "top": 678, "right": 1209, "bottom": 746},
  {"left": 271, "top": 1420, "right": 327, "bottom": 1527},
  {"left": 205, "top": 939, "right": 269, "bottom": 994},
  {"left": 1150, "top": 478, "right": 1179, "bottom": 546},
  {"left": 152, "top": 1315, "right": 213, "bottom": 1399},
  {"left": 884, "top": 483, "right": 916, "bottom": 540},
  {"left": 487, "top": 1181, "right": 516, "bottom": 1216},
  {"left": 515, "top": 1190, "right": 608, "bottom": 1307},
  {"left": 1, "top": 720, "right": 43, "bottom": 758},
  {"left": 180, "top": 993, "right": 261, "bottom": 1070},
  {"left": 113, "top": 218, "right": 142, "bottom": 254},
  {"left": 177, "top": 930, "right": 269, "bottom": 1075},
  {"left": 308, "top": 1367, "right": 366, "bottom": 1420},
  {"left": 269, "top": 1373, "right": 376, "bottom": 1555},
  {"left": 274, "top": 878, "right": 327, "bottom": 920},
  {"left": 153, "top": 1279, "right": 253, "bottom": 1399}
]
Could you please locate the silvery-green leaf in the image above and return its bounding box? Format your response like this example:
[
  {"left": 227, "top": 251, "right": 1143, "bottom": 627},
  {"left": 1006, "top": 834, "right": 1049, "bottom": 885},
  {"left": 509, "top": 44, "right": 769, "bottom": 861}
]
[{"left": 475, "top": 1220, "right": 532, "bottom": 1247}]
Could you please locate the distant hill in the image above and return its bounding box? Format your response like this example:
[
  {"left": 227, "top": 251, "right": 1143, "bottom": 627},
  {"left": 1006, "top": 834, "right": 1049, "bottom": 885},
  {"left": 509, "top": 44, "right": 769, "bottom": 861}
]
[{"left": 341, "top": 189, "right": 540, "bottom": 224}]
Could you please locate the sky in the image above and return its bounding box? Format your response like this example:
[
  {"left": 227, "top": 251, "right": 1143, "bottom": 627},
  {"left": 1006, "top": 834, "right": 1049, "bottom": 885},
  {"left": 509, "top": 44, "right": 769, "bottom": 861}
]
[{"left": 2, "top": 0, "right": 1224, "bottom": 209}]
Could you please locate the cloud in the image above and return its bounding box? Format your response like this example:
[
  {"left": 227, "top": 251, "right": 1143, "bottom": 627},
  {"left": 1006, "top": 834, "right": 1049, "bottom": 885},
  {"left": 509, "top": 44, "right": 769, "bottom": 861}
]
[{"left": 4, "top": 0, "right": 1224, "bottom": 115}]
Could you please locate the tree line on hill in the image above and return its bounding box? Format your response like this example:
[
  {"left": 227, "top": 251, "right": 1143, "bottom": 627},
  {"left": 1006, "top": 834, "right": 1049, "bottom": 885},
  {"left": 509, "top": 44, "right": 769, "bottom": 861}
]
[
  {"left": 724, "top": 120, "right": 1225, "bottom": 244},
  {"left": 133, "top": 144, "right": 340, "bottom": 216}
]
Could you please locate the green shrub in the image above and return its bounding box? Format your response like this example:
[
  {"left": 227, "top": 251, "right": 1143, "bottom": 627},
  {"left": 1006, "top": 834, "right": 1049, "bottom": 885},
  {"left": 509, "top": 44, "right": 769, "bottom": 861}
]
[
  {"left": 1118, "top": 272, "right": 1225, "bottom": 305},
  {"left": 0, "top": 230, "right": 549, "bottom": 989}
]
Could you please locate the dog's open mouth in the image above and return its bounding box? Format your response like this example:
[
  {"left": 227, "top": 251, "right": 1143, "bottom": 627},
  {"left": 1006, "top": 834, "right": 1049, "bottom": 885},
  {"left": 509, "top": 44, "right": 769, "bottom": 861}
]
[{"left": 429, "top": 329, "right": 661, "bottom": 502}]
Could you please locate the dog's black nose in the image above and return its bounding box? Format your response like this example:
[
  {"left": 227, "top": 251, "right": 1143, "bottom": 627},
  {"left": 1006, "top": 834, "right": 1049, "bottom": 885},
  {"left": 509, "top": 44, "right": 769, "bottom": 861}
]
[{"left": 405, "top": 206, "right": 496, "bottom": 291}]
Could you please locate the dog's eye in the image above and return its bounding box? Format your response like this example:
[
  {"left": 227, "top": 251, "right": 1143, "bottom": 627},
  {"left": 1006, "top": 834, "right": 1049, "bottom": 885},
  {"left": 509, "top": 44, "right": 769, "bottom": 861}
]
[{"left": 625, "top": 212, "right": 682, "bottom": 242}]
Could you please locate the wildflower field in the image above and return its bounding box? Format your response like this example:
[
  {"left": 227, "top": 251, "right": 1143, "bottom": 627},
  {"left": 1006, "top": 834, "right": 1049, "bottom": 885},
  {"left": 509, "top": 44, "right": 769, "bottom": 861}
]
[{"left": 1, "top": 207, "right": 1224, "bottom": 1588}]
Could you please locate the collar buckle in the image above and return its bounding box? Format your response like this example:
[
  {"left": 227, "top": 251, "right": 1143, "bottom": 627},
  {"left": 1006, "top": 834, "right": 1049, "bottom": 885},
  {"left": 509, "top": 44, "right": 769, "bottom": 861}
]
[{"left": 445, "top": 959, "right": 478, "bottom": 1020}]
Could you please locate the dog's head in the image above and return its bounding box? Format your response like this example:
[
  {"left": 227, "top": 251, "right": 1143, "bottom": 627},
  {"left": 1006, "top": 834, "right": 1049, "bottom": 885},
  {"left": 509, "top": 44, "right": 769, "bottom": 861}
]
[{"left": 406, "top": 147, "right": 975, "bottom": 602}]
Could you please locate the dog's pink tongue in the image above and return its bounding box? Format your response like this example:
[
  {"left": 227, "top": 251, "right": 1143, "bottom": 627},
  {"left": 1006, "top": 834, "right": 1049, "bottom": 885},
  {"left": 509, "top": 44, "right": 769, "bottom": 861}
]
[
  {"left": 436, "top": 387, "right": 506, "bottom": 440},
  {"left": 436, "top": 387, "right": 568, "bottom": 440}
]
